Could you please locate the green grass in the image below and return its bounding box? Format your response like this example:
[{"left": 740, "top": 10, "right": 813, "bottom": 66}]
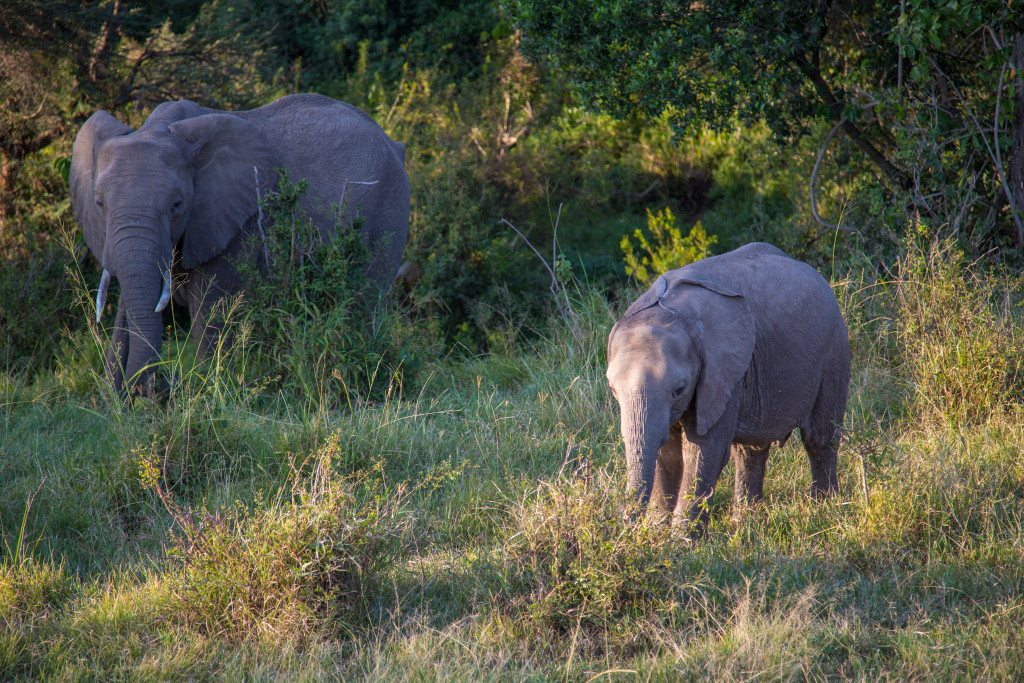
[{"left": 3, "top": 244, "right": 1024, "bottom": 680}]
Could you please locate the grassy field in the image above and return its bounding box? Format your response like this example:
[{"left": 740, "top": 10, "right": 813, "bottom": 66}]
[{"left": 3, "top": 236, "right": 1024, "bottom": 680}]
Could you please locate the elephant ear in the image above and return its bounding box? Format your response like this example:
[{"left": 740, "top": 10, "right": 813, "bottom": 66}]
[
  {"left": 621, "top": 274, "right": 670, "bottom": 317},
  {"left": 70, "top": 111, "right": 132, "bottom": 265},
  {"left": 668, "top": 270, "right": 755, "bottom": 436},
  {"left": 169, "top": 113, "right": 277, "bottom": 269}
]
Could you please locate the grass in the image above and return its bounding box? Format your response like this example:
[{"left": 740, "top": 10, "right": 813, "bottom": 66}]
[{"left": 3, "top": 239, "right": 1024, "bottom": 680}]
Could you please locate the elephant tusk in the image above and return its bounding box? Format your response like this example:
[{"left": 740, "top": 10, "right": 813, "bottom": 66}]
[
  {"left": 95, "top": 269, "right": 111, "bottom": 323},
  {"left": 155, "top": 269, "right": 171, "bottom": 313}
]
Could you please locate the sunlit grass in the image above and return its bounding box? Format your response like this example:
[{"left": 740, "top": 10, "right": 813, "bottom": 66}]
[{"left": 3, "top": 239, "right": 1024, "bottom": 678}]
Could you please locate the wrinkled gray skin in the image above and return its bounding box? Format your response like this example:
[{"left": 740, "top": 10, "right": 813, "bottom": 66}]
[
  {"left": 71, "top": 94, "right": 410, "bottom": 395},
  {"left": 606, "top": 243, "right": 851, "bottom": 532}
]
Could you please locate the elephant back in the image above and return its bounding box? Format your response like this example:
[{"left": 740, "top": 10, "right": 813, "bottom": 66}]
[{"left": 238, "top": 94, "right": 411, "bottom": 285}]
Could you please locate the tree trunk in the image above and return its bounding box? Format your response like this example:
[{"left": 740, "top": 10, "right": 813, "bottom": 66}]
[
  {"left": 1008, "top": 33, "right": 1024, "bottom": 244},
  {"left": 87, "top": 0, "right": 120, "bottom": 87}
]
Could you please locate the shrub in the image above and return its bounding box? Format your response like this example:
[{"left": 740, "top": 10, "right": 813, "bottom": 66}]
[
  {"left": 0, "top": 241, "right": 78, "bottom": 378},
  {"left": 620, "top": 207, "right": 716, "bottom": 285},
  {"left": 141, "top": 432, "right": 412, "bottom": 645},
  {"left": 404, "top": 151, "right": 545, "bottom": 350},
  {"left": 896, "top": 234, "right": 1024, "bottom": 428},
  {"left": 234, "top": 171, "right": 428, "bottom": 404},
  {"left": 507, "top": 458, "right": 679, "bottom": 635},
  {"left": 377, "top": 52, "right": 549, "bottom": 351}
]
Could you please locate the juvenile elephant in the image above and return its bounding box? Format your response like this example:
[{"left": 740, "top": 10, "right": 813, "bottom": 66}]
[
  {"left": 606, "top": 242, "right": 850, "bottom": 531},
  {"left": 70, "top": 94, "right": 410, "bottom": 394}
]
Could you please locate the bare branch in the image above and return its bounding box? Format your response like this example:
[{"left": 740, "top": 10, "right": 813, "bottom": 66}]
[
  {"left": 500, "top": 218, "right": 557, "bottom": 283},
  {"left": 810, "top": 121, "right": 855, "bottom": 233},
  {"left": 929, "top": 56, "right": 1024, "bottom": 245},
  {"left": 500, "top": 214, "right": 578, "bottom": 331}
]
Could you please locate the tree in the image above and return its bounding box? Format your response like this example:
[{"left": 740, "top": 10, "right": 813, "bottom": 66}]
[
  {"left": 506, "top": 0, "right": 1024, "bottom": 248},
  {"left": 0, "top": 0, "right": 273, "bottom": 227}
]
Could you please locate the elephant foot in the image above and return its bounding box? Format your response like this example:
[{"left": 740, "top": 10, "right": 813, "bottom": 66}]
[
  {"left": 671, "top": 507, "right": 709, "bottom": 542},
  {"left": 123, "top": 371, "right": 171, "bottom": 404}
]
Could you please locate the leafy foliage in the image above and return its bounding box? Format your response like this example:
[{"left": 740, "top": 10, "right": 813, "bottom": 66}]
[
  {"left": 507, "top": 0, "right": 1024, "bottom": 252},
  {"left": 620, "top": 207, "right": 716, "bottom": 285},
  {"left": 234, "top": 171, "right": 423, "bottom": 403},
  {"left": 139, "top": 432, "right": 412, "bottom": 644},
  {"left": 211, "top": 0, "right": 501, "bottom": 88},
  {"left": 0, "top": 238, "right": 77, "bottom": 375},
  {"left": 509, "top": 458, "right": 679, "bottom": 635}
]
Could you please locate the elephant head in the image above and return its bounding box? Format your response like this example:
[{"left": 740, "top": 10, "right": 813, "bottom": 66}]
[
  {"left": 606, "top": 273, "right": 755, "bottom": 502},
  {"left": 70, "top": 109, "right": 276, "bottom": 394}
]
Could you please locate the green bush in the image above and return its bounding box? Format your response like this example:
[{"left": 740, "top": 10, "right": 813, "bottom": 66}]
[
  {"left": 508, "top": 460, "right": 679, "bottom": 635},
  {"left": 896, "top": 233, "right": 1024, "bottom": 428},
  {"left": 0, "top": 239, "right": 78, "bottom": 378},
  {"left": 620, "top": 207, "right": 716, "bottom": 285},
  {"left": 378, "top": 56, "right": 548, "bottom": 350},
  {"left": 142, "top": 432, "right": 412, "bottom": 644},
  {"left": 233, "top": 171, "right": 428, "bottom": 404}
]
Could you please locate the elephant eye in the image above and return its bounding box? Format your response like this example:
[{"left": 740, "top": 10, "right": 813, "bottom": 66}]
[
  {"left": 171, "top": 199, "right": 183, "bottom": 211},
  {"left": 95, "top": 198, "right": 104, "bottom": 207},
  {"left": 672, "top": 386, "right": 686, "bottom": 399}
]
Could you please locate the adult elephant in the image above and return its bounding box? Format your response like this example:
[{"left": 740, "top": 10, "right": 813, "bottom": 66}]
[
  {"left": 70, "top": 94, "right": 410, "bottom": 395},
  {"left": 606, "top": 243, "right": 850, "bottom": 533}
]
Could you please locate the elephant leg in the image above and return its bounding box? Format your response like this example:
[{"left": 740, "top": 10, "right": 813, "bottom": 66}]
[
  {"left": 732, "top": 443, "right": 770, "bottom": 515},
  {"left": 802, "top": 350, "right": 849, "bottom": 499},
  {"left": 183, "top": 254, "right": 242, "bottom": 359},
  {"left": 185, "top": 275, "right": 220, "bottom": 358},
  {"left": 105, "top": 303, "right": 129, "bottom": 393},
  {"left": 673, "top": 399, "right": 739, "bottom": 535},
  {"left": 649, "top": 423, "right": 683, "bottom": 522},
  {"left": 801, "top": 428, "right": 838, "bottom": 499}
]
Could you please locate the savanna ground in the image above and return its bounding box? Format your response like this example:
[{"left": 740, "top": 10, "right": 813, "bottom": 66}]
[{"left": 4, "top": 2, "right": 1024, "bottom": 679}]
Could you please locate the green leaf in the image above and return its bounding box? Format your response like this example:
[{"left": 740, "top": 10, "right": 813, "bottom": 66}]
[{"left": 52, "top": 156, "right": 71, "bottom": 185}]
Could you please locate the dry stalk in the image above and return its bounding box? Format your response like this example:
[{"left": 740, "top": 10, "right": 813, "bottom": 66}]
[{"left": 500, "top": 206, "right": 581, "bottom": 340}]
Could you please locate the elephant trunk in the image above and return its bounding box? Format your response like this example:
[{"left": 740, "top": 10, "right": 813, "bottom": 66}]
[
  {"left": 108, "top": 228, "right": 171, "bottom": 394},
  {"left": 620, "top": 389, "right": 670, "bottom": 504}
]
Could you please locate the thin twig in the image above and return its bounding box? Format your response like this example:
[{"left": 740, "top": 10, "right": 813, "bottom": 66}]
[
  {"left": 810, "top": 121, "right": 855, "bottom": 233},
  {"left": 500, "top": 215, "right": 578, "bottom": 330},
  {"left": 500, "top": 219, "right": 556, "bottom": 277},
  {"left": 253, "top": 166, "right": 271, "bottom": 267},
  {"left": 951, "top": 164, "right": 981, "bottom": 235},
  {"left": 859, "top": 450, "right": 870, "bottom": 511},
  {"left": 984, "top": 24, "right": 1004, "bottom": 51}
]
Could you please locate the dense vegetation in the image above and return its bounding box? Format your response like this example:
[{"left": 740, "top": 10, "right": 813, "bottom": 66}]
[{"left": 3, "top": 1, "right": 1024, "bottom": 678}]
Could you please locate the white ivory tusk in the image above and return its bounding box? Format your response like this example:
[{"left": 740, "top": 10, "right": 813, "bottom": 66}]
[
  {"left": 95, "top": 269, "right": 111, "bottom": 323},
  {"left": 155, "top": 269, "right": 171, "bottom": 313}
]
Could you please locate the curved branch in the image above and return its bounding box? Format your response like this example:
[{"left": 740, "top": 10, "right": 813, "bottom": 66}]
[
  {"left": 793, "top": 53, "right": 909, "bottom": 189},
  {"left": 810, "top": 121, "right": 854, "bottom": 233}
]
